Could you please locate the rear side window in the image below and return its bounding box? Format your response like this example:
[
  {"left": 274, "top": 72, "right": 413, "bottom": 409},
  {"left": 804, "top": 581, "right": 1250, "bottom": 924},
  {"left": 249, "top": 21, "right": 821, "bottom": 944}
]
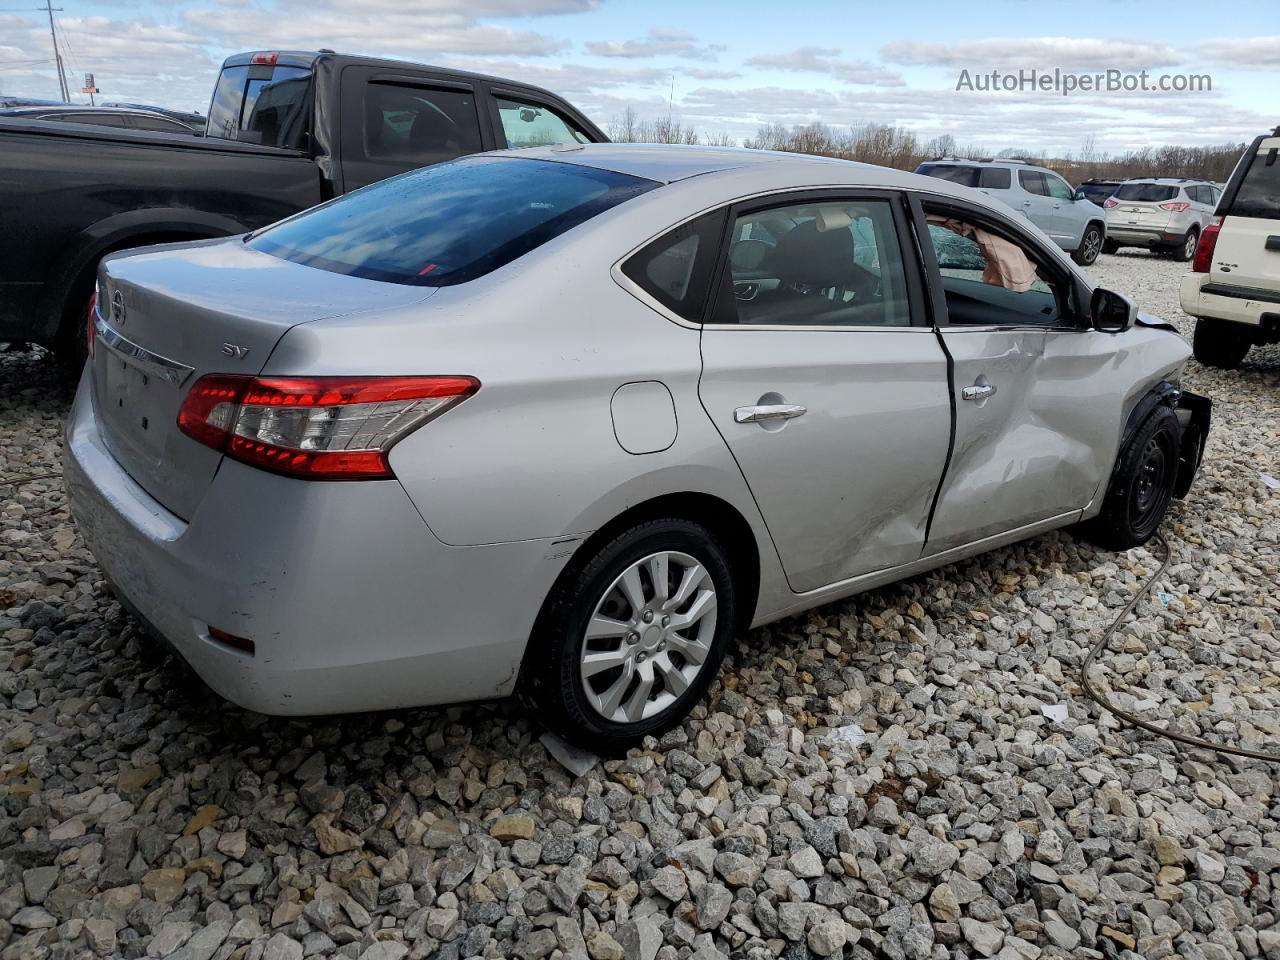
[
  {"left": 1228, "top": 149, "right": 1280, "bottom": 219},
  {"left": 621, "top": 211, "right": 726, "bottom": 321},
  {"left": 363, "top": 83, "right": 483, "bottom": 165},
  {"left": 497, "top": 96, "right": 591, "bottom": 149},
  {"left": 979, "top": 167, "right": 1011, "bottom": 189},
  {"left": 1019, "top": 171, "right": 1049, "bottom": 196},
  {"left": 1115, "top": 183, "right": 1177, "bottom": 203},
  {"left": 917, "top": 164, "right": 980, "bottom": 187},
  {"left": 248, "top": 156, "right": 655, "bottom": 286}
]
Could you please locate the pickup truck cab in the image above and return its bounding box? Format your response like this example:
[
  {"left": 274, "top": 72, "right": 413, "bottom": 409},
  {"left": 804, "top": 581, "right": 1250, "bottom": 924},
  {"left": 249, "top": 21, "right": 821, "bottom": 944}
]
[
  {"left": 0, "top": 49, "right": 606, "bottom": 359},
  {"left": 1180, "top": 127, "right": 1280, "bottom": 368}
]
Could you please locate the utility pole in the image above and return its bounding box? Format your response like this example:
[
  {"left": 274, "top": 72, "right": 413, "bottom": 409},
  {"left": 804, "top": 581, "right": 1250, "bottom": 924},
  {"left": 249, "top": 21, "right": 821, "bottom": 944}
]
[{"left": 43, "top": 0, "right": 69, "bottom": 101}]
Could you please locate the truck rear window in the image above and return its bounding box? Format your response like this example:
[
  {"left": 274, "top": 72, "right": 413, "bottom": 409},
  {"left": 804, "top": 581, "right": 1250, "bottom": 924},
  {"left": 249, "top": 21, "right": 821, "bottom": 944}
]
[
  {"left": 1115, "top": 183, "right": 1177, "bottom": 203},
  {"left": 207, "top": 64, "right": 311, "bottom": 149},
  {"left": 1227, "top": 148, "right": 1280, "bottom": 219},
  {"left": 247, "top": 156, "right": 656, "bottom": 286}
]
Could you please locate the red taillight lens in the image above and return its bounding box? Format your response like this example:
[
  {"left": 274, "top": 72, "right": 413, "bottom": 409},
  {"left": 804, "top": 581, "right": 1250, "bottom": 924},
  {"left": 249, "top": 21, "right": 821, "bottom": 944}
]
[
  {"left": 1192, "top": 218, "right": 1221, "bottom": 273},
  {"left": 1159, "top": 201, "right": 1191, "bottom": 212},
  {"left": 86, "top": 292, "right": 97, "bottom": 360},
  {"left": 177, "top": 375, "right": 479, "bottom": 479},
  {"left": 251, "top": 52, "right": 279, "bottom": 65},
  {"left": 1103, "top": 197, "right": 1119, "bottom": 208}
]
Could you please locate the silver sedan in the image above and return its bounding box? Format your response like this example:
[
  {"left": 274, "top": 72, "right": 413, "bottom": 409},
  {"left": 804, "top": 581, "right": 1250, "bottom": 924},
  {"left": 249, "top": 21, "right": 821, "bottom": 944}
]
[{"left": 65, "top": 144, "right": 1210, "bottom": 748}]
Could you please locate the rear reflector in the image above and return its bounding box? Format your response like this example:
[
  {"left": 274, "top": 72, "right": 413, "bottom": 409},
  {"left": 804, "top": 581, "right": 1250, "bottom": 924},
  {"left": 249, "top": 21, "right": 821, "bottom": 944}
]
[
  {"left": 208, "top": 625, "right": 255, "bottom": 655},
  {"left": 1192, "top": 217, "right": 1222, "bottom": 273},
  {"left": 177, "top": 375, "right": 479, "bottom": 479}
]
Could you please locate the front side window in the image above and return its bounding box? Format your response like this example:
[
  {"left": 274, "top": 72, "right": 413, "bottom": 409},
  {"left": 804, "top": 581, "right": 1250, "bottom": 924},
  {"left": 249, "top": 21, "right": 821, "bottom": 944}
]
[
  {"left": 362, "top": 83, "right": 483, "bottom": 165},
  {"left": 924, "top": 207, "right": 1068, "bottom": 327},
  {"left": 712, "top": 199, "right": 912, "bottom": 327},
  {"left": 1019, "top": 170, "right": 1049, "bottom": 196},
  {"left": 248, "top": 156, "right": 655, "bottom": 286},
  {"left": 1045, "top": 174, "right": 1075, "bottom": 201},
  {"left": 497, "top": 96, "right": 591, "bottom": 149}
]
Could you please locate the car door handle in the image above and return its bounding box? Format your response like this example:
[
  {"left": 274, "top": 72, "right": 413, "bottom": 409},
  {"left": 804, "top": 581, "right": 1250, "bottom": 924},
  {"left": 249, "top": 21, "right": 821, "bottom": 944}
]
[
  {"left": 962, "top": 383, "right": 997, "bottom": 401},
  {"left": 1266, "top": 235, "right": 1280, "bottom": 252},
  {"left": 734, "top": 404, "right": 807, "bottom": 424},
  {"left": 1022, "top": 200, "right": 1032, "bottom": 207}
]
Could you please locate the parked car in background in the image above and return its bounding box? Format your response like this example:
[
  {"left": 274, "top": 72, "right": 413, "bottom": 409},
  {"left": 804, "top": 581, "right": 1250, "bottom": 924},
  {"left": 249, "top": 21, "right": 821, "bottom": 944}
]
[
  {"left": 1075, "top": 178, "right": 1122, "bottom": 205},
  {"left": 1102, "top": 178, "right": 1220, "bottom": 260},
  {"left": 0, "top": 104, "right": 199, "bottom": 135},
  {"left": 1180, "top": 127, "right": 1280, "bottom": 368},
  {"left": 0, "top": 49, "right": 606, "bottom": 362},
  {"left": 102, "top": 101, "right": 207, "bottom": 134},
  {"left": 66, "top": 145, "right": 1209, "bottom": 747},
  {"left": 915, "top": 158, "right": 1107, "bottom": 265}
]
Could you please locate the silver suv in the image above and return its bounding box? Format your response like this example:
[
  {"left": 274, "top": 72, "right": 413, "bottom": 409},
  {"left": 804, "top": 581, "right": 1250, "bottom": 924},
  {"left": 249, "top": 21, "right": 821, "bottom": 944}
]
[
  {"left": 915, "top": 158, "right": 1107, "bottom": 265},
  {"left": 1103, "top": 178, "right": 1221, "bottom": 261}
]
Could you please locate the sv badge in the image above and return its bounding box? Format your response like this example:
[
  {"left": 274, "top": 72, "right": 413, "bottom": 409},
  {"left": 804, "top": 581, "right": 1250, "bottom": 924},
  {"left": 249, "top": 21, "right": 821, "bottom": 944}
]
[{"left": 221, "top": 342, "right": 250, "bottom": 360}]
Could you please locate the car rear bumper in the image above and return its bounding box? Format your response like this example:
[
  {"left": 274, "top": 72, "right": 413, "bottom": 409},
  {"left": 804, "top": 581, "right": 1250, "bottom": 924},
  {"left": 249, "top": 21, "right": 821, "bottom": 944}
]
[
  {"left": 64, "top": 371, "right": 567, "bottom": 716},
  {"left": 1106, "top": 226, "right": 1183, "bottom": 246},
  {"left": 1179, "top": 274, "right": 1280, "bottom": 331}
]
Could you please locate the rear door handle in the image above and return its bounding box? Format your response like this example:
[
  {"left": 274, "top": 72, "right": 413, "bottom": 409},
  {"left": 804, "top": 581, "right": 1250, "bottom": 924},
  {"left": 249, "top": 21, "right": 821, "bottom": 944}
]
[
  {"left": 1266, "top": 235, "right": 1280, "bottom": 251},
  {"left": 962, "top": 383, "right": 997, "bottom": 401},
  {"left": 734, "top": 404, "right": 807, "bottom": 424}
]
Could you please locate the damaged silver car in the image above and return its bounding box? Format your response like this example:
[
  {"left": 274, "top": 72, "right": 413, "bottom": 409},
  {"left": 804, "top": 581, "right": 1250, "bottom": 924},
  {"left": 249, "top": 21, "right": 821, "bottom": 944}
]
[{"left": 65, "top": 144, "right": 1211, "bottom": 748}]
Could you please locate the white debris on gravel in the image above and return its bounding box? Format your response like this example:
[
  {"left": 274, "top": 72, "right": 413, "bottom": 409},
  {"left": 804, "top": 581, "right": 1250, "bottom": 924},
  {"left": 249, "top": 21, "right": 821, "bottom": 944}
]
[{"left": 1, "top": 250, "right": 1277, "bottom": 960}]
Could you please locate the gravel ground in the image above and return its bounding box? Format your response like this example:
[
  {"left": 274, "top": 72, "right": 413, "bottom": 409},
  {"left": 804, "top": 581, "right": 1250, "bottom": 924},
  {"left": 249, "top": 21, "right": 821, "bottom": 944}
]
[{"left": 1, "top": 250, "right": 1278, "bottom": 960}]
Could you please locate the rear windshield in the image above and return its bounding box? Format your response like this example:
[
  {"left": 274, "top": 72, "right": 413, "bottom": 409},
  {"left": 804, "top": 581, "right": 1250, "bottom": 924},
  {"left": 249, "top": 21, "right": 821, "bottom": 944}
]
[
  {"left": 1115, "top": 183, "right": 1177, "bottom": 203},
  {"left": 1227, "top": 148, "right": 1280, "bottom": 219},
  {"left": 1076, "top": 183, "right": 1117, "bottom": 203},
  {"left": 248, "top": 156, "right": 656, "bottom": 286},
  {"left": 207, "top": 64, "right": 311, "bottom": 148},
  {"left": 916, "top": 164, "right": 1009, "bottom": 189}
]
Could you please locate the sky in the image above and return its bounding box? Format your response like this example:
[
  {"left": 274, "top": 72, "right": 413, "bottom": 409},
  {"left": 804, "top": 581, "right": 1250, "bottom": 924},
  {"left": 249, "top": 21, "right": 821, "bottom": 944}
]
[{"left": 0, "top": 0, "right": 1276, "bottom": 155}]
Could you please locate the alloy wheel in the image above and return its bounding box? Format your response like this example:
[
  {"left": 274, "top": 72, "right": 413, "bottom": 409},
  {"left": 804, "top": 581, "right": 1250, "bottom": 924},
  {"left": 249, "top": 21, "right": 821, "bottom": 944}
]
[
  {"left": 1082, "top": 228, "right": 1102, "bottom": 262},
  {"left": 579, "top": 550, "right": 718, "bottom": 723},
  {"left": 1184, "top": 231, "right": 1199, "bottom": 260}
]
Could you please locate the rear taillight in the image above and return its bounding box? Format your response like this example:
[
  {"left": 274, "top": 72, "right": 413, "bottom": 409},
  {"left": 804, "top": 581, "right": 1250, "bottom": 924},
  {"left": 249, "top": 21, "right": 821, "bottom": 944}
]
[
  {"left": 1192, "top": 217, "right": 1222, "bottom": 273},
  {"left": 251, "top": 52, "right": 279, "bottom": 65},
  {"left": 86, "top": 292, "right": 97, "bottom": 360},
  {"left": 177, "top": 375, "right": 479, "bottom": 479},
  {"left": 1159, "top": 201, "right": 1191, "bottom": 212},
  {"left": 1103, "top": 197, "right": 1119, "bottom": 208}
]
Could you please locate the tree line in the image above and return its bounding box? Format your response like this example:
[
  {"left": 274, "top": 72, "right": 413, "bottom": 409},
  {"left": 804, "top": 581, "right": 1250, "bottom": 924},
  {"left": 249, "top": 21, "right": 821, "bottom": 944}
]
[{"left": 605, "top": 109, "right": 1247, "bottom": 185}]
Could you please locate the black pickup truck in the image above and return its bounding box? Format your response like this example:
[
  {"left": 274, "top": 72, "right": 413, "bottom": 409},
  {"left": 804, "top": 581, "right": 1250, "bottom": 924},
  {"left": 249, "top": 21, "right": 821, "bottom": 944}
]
[{"left": 0, "top": 50, "right": 606, "bottom": 358}]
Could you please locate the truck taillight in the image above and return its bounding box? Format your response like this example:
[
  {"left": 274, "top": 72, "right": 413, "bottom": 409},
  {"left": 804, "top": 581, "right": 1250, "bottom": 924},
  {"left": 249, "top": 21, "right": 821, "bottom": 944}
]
[
  {"left": 177, "top": 375, "right": 479, "bottom": 479},
  {"left": 1191, "top": 217, "right": 1221, "bottom": 273},
  {"left": 251, "top": 52, "right": 279, "bottom": 65},
  {"left": 86, "top": 292, "right": 97, "bottom": 360},
  {"left": 1159, "top": 201, "right": 1191, "bottom": 212},
  {"left": 1103, "top": 197, "right": 1119, "bottom": 208}
]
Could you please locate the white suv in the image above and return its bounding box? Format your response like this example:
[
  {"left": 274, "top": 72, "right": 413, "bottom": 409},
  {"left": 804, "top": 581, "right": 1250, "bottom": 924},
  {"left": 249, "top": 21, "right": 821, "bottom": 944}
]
[
  {"left": 915, "top": 159, "right": 1107, "bottom": 265},
  {"left": 1180, "top": 129, "right": 1280, "bottom": 368},
  {"left": 1103, "top": 178, "right": 1221, "bottom": 261}
]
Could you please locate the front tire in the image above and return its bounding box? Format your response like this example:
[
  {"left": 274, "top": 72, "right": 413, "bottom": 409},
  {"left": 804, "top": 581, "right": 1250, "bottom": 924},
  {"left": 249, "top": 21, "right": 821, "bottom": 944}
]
[
  {"left": 522, "top": 519, "right": 736, "bottom": 751},
  {"left": 1078, "top": 407, "right": 1180, "bottom": 550},
  {"left": 1072, "top": 225, "right": 1104, "bottom": 266},
  {"left": 1193, "top": 318, "right": 1251, "bottom": 369}
]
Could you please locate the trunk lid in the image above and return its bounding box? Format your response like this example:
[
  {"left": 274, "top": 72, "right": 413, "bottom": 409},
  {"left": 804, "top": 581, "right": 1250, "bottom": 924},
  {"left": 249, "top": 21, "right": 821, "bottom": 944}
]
[{"left": 91, "top": 237, "right": 433, "bottom": 520}]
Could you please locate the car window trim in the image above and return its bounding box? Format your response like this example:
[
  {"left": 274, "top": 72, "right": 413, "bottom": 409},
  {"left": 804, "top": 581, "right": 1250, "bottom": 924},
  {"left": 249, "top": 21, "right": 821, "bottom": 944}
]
[
  {"left": 699, "top": 188, "right": 931, "bottom": 331},
  {"left": 905, "top": 191, "right": 1088, "bottom": 332}
]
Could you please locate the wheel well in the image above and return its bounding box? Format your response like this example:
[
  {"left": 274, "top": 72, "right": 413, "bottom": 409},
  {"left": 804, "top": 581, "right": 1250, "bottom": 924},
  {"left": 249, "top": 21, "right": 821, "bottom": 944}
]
[
  {"left": 569, "top": 493, "right": 761, "bottom": 631},
  {"left": 1088, "top": 219, "right": 1106, "bottom": 234},
  {"left": 58, "top": 230, "right": 215, "bottom": 338}
]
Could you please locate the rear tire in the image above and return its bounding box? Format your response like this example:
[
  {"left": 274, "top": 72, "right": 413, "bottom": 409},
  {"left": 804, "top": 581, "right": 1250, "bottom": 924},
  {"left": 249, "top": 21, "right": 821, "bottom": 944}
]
[
  {"left": 521, "top": 518, "right": 736, "bottom": 751},
  {"left": 1078, "top": 406, "right": 1180, "bottom": 550},
  {"left": 1072, "top": 225, "right": 1104, "bottom": 266},
  {"left": 1172, "top": 228, "right": 1199, "bottom": 263},
  {"left": 1192, "top": 317, "right": 1251, "bottom": 369},
  {"left": 1102, "top": 239, "right": 1120, "bottom": 255}
]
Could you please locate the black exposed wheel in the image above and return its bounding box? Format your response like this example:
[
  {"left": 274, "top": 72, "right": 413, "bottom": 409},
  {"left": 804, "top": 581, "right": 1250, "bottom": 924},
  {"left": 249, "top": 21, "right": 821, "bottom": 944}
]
[
  {"left": 1102, "top": 239, "right": 1120, "bottom": 255},
  {"left": 1172, "top": 228, "right": 1199, "bottom": 263},
  {"left": 521, "top": 518, "right": 736, "bottom": 750},
  {"left": 1072, "top": 225, "right": 1104, "bottom": 266},
  {"left": 1079, "top": 406, "right": 1180, "bottom": 550},
  {"left": 1192, "top": 317, "right": 1251, "bottom": 369}
]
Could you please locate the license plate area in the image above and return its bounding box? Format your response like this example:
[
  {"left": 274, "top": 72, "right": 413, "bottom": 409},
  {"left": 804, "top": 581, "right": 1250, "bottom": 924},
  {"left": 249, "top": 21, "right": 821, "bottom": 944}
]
[{"left": 101, "top": 352, "right": 174, "bottom": 470}]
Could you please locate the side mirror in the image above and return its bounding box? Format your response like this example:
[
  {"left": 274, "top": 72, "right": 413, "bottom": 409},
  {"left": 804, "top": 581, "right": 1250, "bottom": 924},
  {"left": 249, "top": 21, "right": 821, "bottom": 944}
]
[{"left": 1091, "top": 287, "right": 1136, "bottom": 333}]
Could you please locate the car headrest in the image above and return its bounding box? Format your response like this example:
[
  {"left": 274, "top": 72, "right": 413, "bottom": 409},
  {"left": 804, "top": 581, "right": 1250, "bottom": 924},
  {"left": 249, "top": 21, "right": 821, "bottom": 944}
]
[{"left": 767, "top": 219, "right": 856, "bottom": 287}]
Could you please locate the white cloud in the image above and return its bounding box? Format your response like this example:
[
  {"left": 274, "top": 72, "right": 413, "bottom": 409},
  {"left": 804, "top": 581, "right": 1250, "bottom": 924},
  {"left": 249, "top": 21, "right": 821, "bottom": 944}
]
[
  {"left": 1198, "top": 36, "right": 1280, "bottom": 68},
  {"left": 881, "top": 37, "right": 1182, "bottom": 71},
  {"left": 745, "top": 46, "right": 903, "bottom": 86},
  {"left": 585, "top": 28, "right": 721, "bottom": 60}
]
